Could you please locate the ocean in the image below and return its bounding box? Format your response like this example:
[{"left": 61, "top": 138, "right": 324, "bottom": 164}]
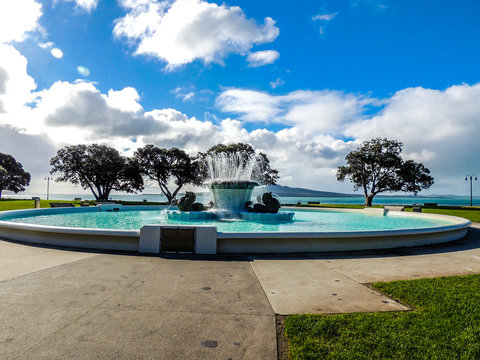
[{"left": 4, "top": 193, "right": 480, "bottom": 207}]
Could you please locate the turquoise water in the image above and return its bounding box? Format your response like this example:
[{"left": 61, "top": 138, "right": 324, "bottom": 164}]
[{"left": 2, "top": 208, "right": 454, "bottom": 233}]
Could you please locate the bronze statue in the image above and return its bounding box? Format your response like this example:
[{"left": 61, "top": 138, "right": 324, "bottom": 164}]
[
  {"left": 176, "top": 192, "right": 205, "bottom": 211},
  {"left": 245, "top": 192, "right": 281, "bottom": 213}
]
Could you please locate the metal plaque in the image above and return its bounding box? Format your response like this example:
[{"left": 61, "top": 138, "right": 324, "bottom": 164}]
[{"left": 161, "top": 228, "right": 195, "bottom": 253}]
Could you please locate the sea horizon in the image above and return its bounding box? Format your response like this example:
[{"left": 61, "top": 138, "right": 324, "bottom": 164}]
[{"left": 3, "top": 193, "right": 479, "bottom": 207}]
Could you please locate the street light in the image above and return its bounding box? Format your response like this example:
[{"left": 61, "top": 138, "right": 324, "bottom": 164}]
[
  {"left": 465, "top": 175, "right": 477, "bottom": 206},
  {"left": 45, "top": 177, "right": 51, "bottom": 200}
]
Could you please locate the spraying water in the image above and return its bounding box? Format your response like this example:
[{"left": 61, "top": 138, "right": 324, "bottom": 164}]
[{"left": 205, "top": 152, "right": 261, "bottom": 183}]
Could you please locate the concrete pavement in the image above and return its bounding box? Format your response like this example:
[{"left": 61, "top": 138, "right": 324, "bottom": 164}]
[{"left": 0, "top": 223, "right": 479, "bottom": 359}]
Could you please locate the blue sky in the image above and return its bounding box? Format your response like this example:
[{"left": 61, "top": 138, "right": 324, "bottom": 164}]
[{"left": 1, "top": 0, "right": 480, "bottom": 195}]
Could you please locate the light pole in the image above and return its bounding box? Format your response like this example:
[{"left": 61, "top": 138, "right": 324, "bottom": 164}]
[
  {"left": 465, "top": 175, "right": 477, "bottom": 206},
  {"left": 45, "top": 177, "right": 51, "bottom": 200}
]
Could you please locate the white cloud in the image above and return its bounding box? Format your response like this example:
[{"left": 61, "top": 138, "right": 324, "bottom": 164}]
[
  {"left": 247, "top": 50, "right": 279, "bottom": 67},
  {"left": 104, "top": 87, "right": 143, "bottom": 113},
  {"left": 39, "top": 42, "right": 54, "bottom": 49},
  {"left": 0, "top": 0, "right": 43, "bottom": 43},
  {"left": 114, "top": 0, "right": 279, "bottom": 69},
  {"left": 216, "top": 88, "right": 283, "bottom": 123},
  {"left": 0, "top": 44, "right": 37, "bottom": 114},
  {"left": 216, "top": 88, "right": 372, "bottom": 132},
  {"left": 57, "top": 0, "right": 99, "bottom": 12},
  {"left": 312, "top": 13, "right": 338, "bottom": 21},
  {"left": 270, "top": 78, "right": 285, "bottom": 89},
  {"left": 171, "top": 87, "right": 195, "bottom": 101},
  {"left": 312, "top": 12, "right": 338, "bottom": 35},
  {"left": 344, "top": 84, "right": 480, "bottom": 182}
]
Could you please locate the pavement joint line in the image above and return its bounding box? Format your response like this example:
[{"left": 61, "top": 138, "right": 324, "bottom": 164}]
[
  {"left": 94, "top": 307, "right": 275, "bottom": 317},
  {"left": 247, "top": 260, "right": 278, "bottom": 360},
  {"left": 311, "top": 259, "right": 409, "bottom": 309},
  {"left": 248, "top": 260, "right": 276, "bottom": 314}
]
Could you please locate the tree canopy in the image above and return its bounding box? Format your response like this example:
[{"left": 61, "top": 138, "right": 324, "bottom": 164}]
[
  {"left": 133, "top": 145, "right": 203, "bottom": 203},
  {"left": 201, "top": 143, "right": 279, "bottom": 185},
  {"left": 337, "top": 138, "right": 434, "bottom": 206},
  {"left": 50, "top": 144, "right": 144, "bottom": 202},
  {"left": 0, "top": 153, "right": 31, "bottom": 198}
]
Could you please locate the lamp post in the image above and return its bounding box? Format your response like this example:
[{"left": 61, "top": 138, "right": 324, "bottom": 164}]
[
  {"left": 45, "top": 177, "right": 51, "bottom": 200},
  {"left": 465, "top": 175, "right": 477, "bottom": 206}
]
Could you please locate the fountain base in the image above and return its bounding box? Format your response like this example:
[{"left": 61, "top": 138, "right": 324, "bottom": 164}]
[{"left": 165, "top": 209, "right": 294, "bottom": 223}]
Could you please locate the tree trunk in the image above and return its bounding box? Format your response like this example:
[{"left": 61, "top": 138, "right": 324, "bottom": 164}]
[
  {"left": 99, "top": 192, "right": 110, "bottom": 202},
  {"left": 365, "top": 194, "right": 374, "bottom": 207}
]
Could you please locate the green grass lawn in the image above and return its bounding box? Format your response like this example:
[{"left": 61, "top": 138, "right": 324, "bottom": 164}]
[
  {"left": 285, "top": 275, "right": 480, "bottom": 359},
  {"left": 406, "top": 206, "right": 480, "bottom": 223},
  {"left": 0, "top": 198, "right": 166, "bottom": 211},
  {"left": 0, "top": 199, "right": 84, "bottom": 211}
]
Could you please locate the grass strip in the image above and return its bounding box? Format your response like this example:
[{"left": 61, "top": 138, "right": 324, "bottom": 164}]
[{"left": 285, "top": 275, "right": 480, "bottom": 359}]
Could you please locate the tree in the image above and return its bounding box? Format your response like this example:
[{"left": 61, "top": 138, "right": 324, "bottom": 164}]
[
  {"left": 336, "top": 138, "right": 434, "bottom": 206},
  {"left": 133, "top": 145, "right": 203, "bottom": 204},
  {"left": 200, "top": 143, "right": 279, "bottom": 185},
  {"left": 50, "top": 144, "right": 144, "bottom": 202},
  {"left": 0, "top": 153, "right": 31, "bottom": 198}
]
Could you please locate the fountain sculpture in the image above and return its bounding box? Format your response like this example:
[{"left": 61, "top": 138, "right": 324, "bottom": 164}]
[{"left": 167, "top": 152, "right": 294, "bottom": 222}]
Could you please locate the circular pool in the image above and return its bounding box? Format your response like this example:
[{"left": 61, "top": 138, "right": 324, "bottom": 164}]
[{"left": 0, "top": 206, "right": 471, "bottom": 254}]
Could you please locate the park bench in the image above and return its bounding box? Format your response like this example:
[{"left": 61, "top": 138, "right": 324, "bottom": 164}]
[{"left": 49, "top": 202, "right": 75, "bottom": 208}]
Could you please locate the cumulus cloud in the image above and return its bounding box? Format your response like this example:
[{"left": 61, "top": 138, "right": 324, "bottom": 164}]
[
  {"left": 216, "top": 88, "right": 372, "bottom": 132},
  {"left": 0, "top": 0, "right": 43, "bottom": 43},
  {"left": 344, "top": 84, "right": 480, "bottom": 187},
  {"left": 0, "top": 45, "right": 37, "bottom": 115},
  {"left": 114, "top": 0, "right": 279, "bottom": 69},
  {"left": 247, "top": 50, "right": 279, "bottom": 67}
]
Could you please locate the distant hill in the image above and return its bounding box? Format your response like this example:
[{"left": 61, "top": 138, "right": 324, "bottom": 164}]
[{"left": 262, "top": 185, "right": 358, "bottom": 198}]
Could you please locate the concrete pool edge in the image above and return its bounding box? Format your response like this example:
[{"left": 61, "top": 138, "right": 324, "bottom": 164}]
[{"left": 0, "top": 206, "right": 472, "bottom": 254}]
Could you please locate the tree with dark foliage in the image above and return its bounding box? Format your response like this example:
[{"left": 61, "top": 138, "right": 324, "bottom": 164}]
[
  {"left": 201, "top": 143, "right": 279, "bottom": 185},
  {"left": 133, "top": 145, "right": 203, "bottom": 204},
  {"left": 337, "top": 138, "right": 434, "bottom": 206},
  {"left": 50, "top": 144, "right": 143, "bottom": 202},
  {"left": 0, "top": 153, "right": 31, "bottom": 198}
]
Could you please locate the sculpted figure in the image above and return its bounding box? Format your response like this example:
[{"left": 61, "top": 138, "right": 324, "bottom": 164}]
[
  {"left": 176, "top": 192, "right": 205, "bottom": 212},
  {"left": 245, "top": 192, "right": 280, "bottom": 213}
]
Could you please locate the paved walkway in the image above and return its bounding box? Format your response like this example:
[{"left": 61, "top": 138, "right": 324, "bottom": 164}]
[{"left": 1, "top": 224, "right": 479, "bottom": 359}]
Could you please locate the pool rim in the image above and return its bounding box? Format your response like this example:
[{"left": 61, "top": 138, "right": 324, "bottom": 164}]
[{"left": 0, "top": 205, "right": 472, "bottom": 253}]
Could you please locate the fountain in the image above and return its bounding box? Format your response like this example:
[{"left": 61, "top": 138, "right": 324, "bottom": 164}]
[
  {"left": 0, "top": 149, "right": 471, "bottom": 255},
  {"left": 167, "top": 152, "right": 294, "bottom": 221},
  {"left": 204, "top": 152, "right": 259, "bottom": 213}
]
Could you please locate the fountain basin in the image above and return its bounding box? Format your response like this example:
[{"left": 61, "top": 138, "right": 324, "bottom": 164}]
[
  {"left": 0, "top": 206, "right": 471, "bottom": 254},
  {"left": 207, "top": 180, "right": 258, "bottom": 212}
]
